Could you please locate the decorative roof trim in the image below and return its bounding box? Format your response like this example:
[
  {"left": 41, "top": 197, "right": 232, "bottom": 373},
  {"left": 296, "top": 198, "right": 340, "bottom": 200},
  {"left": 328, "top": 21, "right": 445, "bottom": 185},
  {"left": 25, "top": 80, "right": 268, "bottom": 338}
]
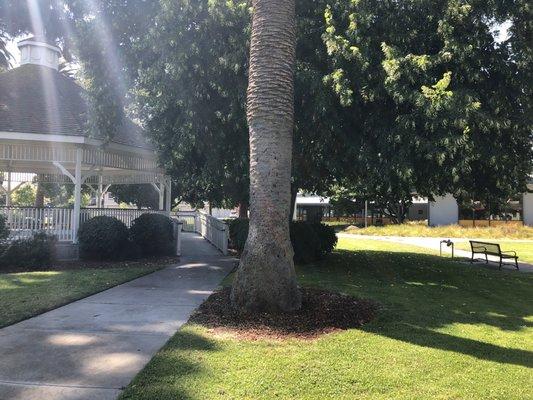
[
  {"left": 0, "top": 131, "right": 156, "bottom": 157},
  {"left": 17, "top": 39, "right": 61, "bottom": 53}
]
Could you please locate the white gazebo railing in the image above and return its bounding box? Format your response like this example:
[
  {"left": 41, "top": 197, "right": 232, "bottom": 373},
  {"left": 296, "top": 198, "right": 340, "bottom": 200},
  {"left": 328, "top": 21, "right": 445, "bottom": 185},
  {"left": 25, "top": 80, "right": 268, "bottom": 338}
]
[
  {"left": 177, "top": 211, "right": 229, "bottom": 255},
  {"left": 0, "top": 206, "right": 74, "bottom": 241},
  {"left": 80, "top": 208, "right": 166, "bottom": 228},
  {"left": 0, "top": 206, "right": 169, "bottom": 242}
]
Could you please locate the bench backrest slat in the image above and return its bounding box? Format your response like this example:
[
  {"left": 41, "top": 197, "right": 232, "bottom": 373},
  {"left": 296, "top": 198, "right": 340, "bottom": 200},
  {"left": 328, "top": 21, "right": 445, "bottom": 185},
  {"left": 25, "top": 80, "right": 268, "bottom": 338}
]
[{"left": 470, "top": 240, "right": 501, "bottom": 255}]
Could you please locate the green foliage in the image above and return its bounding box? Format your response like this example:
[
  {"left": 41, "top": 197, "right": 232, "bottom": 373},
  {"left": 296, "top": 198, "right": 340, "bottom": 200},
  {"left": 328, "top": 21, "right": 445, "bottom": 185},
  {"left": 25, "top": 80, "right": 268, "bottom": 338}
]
[
  {"left": 109, "top": 184, "right": 160, "bottom": 210},
  {"left": 0, "top": 232, "right": 56, "bottom": 270},
  {"left": 228, "top": 218, "right": 250, "bottom": 252},
  {"left": 290, "top": 222, "right": 321, "bottom": 264},
  {"left": 229, "top": 219, "right": 336, "bottom": 263},
  {"left": 130, "top": 213, "right": 175, "bottom": 257},
  {"left": 133, "top": 0, "right": 251, "bottom": 208},
  {"left": 323, "top": 0, "right": 532, "bottom": 205},
  {"left": 0, "top": 214, "right": 9, "bottom": 241},
  {"left": 309, "top": 222, "right": 338, "bottom": 259},
  {"left": 12, "top": 183, "right": 36, "bottom": 206},
  {"left": 78, "top": 216, "right": 129, "bottom": 260}
]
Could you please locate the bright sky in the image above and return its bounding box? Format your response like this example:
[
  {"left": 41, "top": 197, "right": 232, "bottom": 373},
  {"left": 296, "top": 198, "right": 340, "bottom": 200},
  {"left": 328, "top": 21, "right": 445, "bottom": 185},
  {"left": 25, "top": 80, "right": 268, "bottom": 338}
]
[{"left": 6, "top": 37, "right": 23, "bottom": 68}]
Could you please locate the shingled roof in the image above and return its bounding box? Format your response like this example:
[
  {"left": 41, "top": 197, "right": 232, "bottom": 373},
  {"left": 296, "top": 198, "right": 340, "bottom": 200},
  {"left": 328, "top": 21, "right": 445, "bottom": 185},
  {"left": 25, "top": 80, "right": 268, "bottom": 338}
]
[{"left": 0, "top": 64, "right": 151, "bottom": 149}]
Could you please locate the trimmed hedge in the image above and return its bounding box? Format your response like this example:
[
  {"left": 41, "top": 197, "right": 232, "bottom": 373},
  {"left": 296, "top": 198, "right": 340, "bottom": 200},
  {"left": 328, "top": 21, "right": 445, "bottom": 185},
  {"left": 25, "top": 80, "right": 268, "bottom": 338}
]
[
  {"left": 130, "top": 213, "right": 175, "bottom": 257},
  {"left": 228, "top": 218, "right": 249, "bottom": 252},
  {"left": 78, "top": 216, "right": 129, "bottom": 260},
  {"left": 290, "top": 221, "right": 321, "bottom": 264},
  {"left": 0, "top": 232, "right": 56, "bottom": 269},
  {"left": 309, "top": 222, "right": 338, "bottom": 259},
  {"left": 0, "top": 214, "right": 9, "bottom": 241},
  {"left": 228, "top": 219, "right": 337, "bottom": 264}
]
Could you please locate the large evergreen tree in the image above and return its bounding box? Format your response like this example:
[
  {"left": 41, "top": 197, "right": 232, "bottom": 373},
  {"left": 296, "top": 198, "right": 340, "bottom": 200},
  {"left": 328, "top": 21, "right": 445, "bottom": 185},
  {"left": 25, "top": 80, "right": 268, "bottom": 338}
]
[{"left": 323, "top": 0, "right": 532, "bottom": 205}]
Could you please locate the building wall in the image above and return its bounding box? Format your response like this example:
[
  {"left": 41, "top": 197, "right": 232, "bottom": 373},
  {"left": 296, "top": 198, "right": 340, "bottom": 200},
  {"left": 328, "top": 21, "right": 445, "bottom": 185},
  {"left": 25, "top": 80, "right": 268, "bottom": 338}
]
[
  {"left": 524, "top": 191, "right": 533, "bottom": 226},
  {"left": 408, "top": 203, "right": 428, "bottom": 221},
  {"left": 429, "top": 194, "right": 459, "bottom": 226}
]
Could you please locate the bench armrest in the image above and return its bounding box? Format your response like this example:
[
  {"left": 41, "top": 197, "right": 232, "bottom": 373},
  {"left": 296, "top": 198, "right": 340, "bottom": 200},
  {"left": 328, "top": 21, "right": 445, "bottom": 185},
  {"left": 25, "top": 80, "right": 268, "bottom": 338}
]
[{"left": 501, "top": 250, "right": 517, "bottom": 256}]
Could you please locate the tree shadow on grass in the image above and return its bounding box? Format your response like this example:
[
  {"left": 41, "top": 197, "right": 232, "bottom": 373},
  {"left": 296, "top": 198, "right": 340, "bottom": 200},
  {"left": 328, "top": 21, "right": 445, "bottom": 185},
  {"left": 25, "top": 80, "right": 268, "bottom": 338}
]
[
  {"left": 301, "top": 248, "right": 533, "bottom": 368},
  {"left": 120, "top": 330, "right": 220, "bottom": 400}
]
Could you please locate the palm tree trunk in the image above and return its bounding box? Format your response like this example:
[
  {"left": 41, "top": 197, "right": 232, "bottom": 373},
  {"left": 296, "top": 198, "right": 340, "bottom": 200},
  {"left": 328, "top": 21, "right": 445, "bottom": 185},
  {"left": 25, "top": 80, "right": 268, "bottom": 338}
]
[{"left": 231, "top": 0, "right": 301, "bottom": 313}]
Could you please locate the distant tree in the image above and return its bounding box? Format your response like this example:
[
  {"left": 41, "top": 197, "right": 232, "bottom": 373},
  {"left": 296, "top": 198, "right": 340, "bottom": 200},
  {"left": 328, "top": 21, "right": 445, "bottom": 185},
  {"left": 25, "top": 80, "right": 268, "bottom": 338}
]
[
  {"left": 109, "top": 184, "right": 159, "bottom": 210},
  {"left": 12, "top": 183, "right": 36, "bottom": 206}
]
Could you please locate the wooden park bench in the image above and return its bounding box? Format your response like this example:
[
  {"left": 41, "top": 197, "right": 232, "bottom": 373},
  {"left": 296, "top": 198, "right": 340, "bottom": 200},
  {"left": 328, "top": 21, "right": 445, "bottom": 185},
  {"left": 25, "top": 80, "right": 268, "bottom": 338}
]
[{"left": 469, "top": 240, "right": 519, "bottom": 270}]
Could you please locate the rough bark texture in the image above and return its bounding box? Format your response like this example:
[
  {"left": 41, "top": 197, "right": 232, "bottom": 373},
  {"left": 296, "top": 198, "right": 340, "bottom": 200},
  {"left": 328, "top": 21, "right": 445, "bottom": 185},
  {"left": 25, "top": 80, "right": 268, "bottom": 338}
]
[
  {"left": 231, "top": 0, "right": 301, "bottom": 313},
  {"left": 238, "top": 203, "right": 249, "bottom": 219}
]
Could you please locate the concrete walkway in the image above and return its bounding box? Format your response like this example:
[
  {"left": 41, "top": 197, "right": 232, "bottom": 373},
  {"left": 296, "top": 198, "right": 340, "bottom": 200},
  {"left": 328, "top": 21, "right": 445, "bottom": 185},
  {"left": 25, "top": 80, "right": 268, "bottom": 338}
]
[
  {"left": 0, "top": 232, "right": 235, "bottom": 400},
  {"left": 338, "top": 233, "right": 533, "bottom": 273}
]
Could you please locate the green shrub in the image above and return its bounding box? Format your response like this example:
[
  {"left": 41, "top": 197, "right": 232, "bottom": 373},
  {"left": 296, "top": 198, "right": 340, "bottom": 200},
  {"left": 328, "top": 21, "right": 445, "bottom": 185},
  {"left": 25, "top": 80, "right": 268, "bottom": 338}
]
[
  {"left": 290, "top": 221, "right": 321, "bottom": 264},
  {"left": 0, "top": 232, "right": 56, "bottom": 269},
  {"left": 0, "top": 214, "right": 9, "bottom": 241},
  {"left": 228, "top": 218, "right": 249, "bottom": 252},
  {"left": 227, "top": 219, "right": 337, "bottom": 264},
  {"left": 78, "top": 216, "right": 129, "bottom": 260},
  {"left": 130, "top": 213, "right": 175, "bottom": 257},
  {"left": 310, "top": 223, "right": 338, "bottom": 259}
]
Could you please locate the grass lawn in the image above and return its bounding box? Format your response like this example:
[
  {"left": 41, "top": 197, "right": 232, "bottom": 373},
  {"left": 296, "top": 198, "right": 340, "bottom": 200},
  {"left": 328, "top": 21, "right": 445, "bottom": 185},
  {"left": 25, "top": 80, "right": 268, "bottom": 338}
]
[
  {"left": 0, "top": 266, "right": 161, "bottom": 328},
  {"left": 454, "top": 240, "right": 533, "bottom": 264},
  {"left": 342, "top": 223, "right": 533, "bottom": 240},
  {"left": 120, "top": 238, "right": 533, "bottom": 400}
]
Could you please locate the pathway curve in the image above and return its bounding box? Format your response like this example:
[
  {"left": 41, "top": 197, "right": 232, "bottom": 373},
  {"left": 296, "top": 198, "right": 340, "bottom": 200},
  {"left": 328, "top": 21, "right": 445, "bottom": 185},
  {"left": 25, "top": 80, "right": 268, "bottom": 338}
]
[
  {"left": 0, "top": 232, "right": 236, "bottom": 400},
  {"left": 338, "top": 233, "right": 533, "bottom": 273}
]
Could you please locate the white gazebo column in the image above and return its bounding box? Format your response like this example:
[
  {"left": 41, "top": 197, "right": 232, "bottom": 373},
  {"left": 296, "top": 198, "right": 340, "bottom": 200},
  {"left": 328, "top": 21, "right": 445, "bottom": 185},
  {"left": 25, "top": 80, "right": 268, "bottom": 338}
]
[
  {"left": 523, "top": 190, "right": 533, "bottom": 227},
  {"left": 428, "top": 194, "right": 459, "bottom": 226},
  {"left": 72, "top": 148, "right": 83, "bottom": 243},
  {"left": 5, "top": 171, "right": 11, "bottom": 207},
  {"left": 158, "top": 183, "right": 165, "bottom": 211}
]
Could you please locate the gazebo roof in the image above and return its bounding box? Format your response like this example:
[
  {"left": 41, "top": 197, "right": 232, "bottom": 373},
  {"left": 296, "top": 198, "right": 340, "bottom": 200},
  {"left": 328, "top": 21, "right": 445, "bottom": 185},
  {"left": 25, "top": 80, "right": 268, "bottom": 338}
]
[{"left": 0, "top": 63, "right": 151, "bottom": 150}]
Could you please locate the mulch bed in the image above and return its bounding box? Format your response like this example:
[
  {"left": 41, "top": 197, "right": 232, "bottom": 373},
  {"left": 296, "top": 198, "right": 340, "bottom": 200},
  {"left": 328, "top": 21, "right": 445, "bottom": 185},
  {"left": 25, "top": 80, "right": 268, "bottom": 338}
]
[{"left": 190, "top": 287, "right": 378, "bottom": 340}]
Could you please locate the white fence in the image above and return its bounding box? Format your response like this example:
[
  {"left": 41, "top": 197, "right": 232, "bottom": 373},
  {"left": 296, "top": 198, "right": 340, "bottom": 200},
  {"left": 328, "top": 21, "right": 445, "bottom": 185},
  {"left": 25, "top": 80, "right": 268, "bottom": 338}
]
[
  {"left": 176, "top": 211, "right": 198, "bottom": 232},
  {"left": 0, "top": 206, "right": 74, "bottom": 241},
  {"left": 80, "top": 208, "right": 166, "bottom": 228},
  {"left": 177, "top": 211, "right": 229, "bottom": 255},
  {"left": 0, "top": 206, "right": 168, "bottom": 242}
]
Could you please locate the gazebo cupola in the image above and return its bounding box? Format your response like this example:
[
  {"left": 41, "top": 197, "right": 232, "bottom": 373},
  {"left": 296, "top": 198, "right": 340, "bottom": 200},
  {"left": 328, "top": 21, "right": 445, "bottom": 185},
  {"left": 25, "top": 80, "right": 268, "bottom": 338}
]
[
  {"left": 18, "top": 36, "right": 61, "bottom": 70},
  {"left": 0, "top": 37, "right": 171, "bottom": 244}
]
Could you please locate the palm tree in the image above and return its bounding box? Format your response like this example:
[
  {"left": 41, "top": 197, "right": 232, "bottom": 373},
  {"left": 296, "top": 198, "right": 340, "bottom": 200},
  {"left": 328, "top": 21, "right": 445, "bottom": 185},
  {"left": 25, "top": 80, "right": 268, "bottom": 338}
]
[{"left": 231, "top": 0, "right": 301, "bottom": 312}]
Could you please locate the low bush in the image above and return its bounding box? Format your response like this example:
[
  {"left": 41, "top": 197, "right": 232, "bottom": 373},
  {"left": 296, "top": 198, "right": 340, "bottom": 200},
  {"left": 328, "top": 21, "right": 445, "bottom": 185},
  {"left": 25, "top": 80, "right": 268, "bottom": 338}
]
[
  {"left": 229, "top": 219, "right": 337, "bottom": 263},
  {"left": 78, "top": 216, "right": 129, "bottom": 260},
  {"left": 309, "top": 223, "right": 338, "bottom": 259},
  {"left": 290, "top": 222, "right": 321, "bottom": 264},
  {"left": 228, "top": 218, "right": 249, "bottom": 252},
  {"left": 130, "top": 213, "right": 175, "bottom": 257},
  {"left": 0, "top": 214, "right": 9, "bottom": 241},
  {"left": 0, "top": 232, "right": 56, "bottom": 269}
]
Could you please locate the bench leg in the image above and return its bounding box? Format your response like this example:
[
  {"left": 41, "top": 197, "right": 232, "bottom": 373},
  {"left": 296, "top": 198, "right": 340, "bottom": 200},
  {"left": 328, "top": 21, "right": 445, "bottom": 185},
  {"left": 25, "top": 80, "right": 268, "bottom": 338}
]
[
  {"left": 515, "top": 258, "right": 519, "bottom": 270},
  {"left": 499, "top": 257, "right": 502, "bottom": 270},
  {"left": 485, "top": 253, "right": 489, "bottom": 264}
]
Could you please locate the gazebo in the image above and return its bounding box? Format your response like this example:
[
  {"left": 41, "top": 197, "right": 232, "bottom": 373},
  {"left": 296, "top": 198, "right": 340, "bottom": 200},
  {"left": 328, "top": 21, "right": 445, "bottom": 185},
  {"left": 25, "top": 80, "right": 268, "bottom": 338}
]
[{"left": 0, "top": 37, "right": 171, "bottom": 245}]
